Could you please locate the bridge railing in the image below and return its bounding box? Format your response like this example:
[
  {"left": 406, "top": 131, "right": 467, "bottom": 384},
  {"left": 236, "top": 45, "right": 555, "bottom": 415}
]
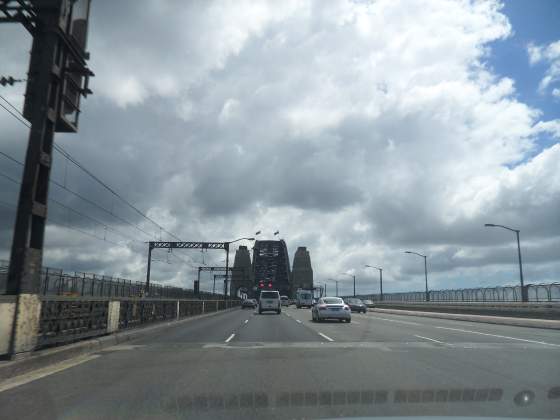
[
  {"left": 0, "top": 260, "right": 222, "bottom": 300},
  {"left": 352, "top": 283, "right": 560, "bottom": 303},
  {"left": 36, "top": 296, "right": 240, "bottom": 348}
]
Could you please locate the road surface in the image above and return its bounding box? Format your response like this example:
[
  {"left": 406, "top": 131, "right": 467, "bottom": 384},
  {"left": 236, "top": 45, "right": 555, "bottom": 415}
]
[{"left": 1, "top": 306, "right": 559, "bottom": 419}]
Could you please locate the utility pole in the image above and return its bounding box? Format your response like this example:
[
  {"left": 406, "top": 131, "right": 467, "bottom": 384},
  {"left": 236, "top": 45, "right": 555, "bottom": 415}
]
[{"left": 3, "top": 0, "right": 93, "bottom": 358}]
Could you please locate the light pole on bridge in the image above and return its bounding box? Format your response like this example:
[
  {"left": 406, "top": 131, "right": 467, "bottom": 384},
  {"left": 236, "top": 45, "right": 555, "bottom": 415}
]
[
  {"left": 340, "top": 272, "right": 356, "bottom": 297},
  {"left": 484, "top": 223, "right": 526, "bottom": 302},
  {"left": 404, "top": 251, "right": 429, "bottom": 302},
  {"left": 364, "top": 265, "right": 383, "bottom": 301}
]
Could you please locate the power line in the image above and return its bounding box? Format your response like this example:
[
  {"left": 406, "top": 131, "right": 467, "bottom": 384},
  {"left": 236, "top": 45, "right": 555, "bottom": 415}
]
[
  {"left": 52, "top": 142, "right": 182, "bottom": 242},
  {"left": 0, "top": 198, "right": 124, "bottom": 248},
  {"left": 0, "top": 94, "right": 182, "bottom": 242},
  {"left": 0, "top": 167, "right": 149, "bottom": 243},
  {"left": 0, "top": 149, "right": 159, "bottom": 241},
  {"left": 0, "top": 100, "right": 30, "bottom": 128},
  {"left": 49, "top": 197, "right": 142, "bottom": 244}
]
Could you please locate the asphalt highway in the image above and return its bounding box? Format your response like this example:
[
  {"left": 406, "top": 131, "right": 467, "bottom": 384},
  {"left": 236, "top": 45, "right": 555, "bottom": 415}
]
[{"left": 1, "top": 306, "right": 559, "bottom": 419}]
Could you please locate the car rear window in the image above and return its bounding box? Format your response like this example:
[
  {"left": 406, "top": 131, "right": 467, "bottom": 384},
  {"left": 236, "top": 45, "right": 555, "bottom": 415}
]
[
  {"left": 261, "top": 292, "right": 279, "bottom": 299},
  {"left": 323, "top": 298, "right": 344, "bottom": 304}
]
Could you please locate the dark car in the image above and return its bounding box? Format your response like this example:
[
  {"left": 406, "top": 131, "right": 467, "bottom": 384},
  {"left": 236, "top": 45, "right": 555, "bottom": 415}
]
[
  {"left": 344, "top": 298, "right": 367, "bottom": 313},
  {"left": 241, "top": 299, "right": 257, "bottom": 309},
  {"left": 362, "top": 299, "right": 375, "bottom": 308}
]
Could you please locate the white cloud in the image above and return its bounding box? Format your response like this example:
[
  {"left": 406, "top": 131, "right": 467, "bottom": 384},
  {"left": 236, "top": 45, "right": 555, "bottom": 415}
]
[
  {"left": 527, "top": 39, "right": 560, "bottom": 95},
  {"left": 2, "top": 0, "right": 559, "bottom": 293}
]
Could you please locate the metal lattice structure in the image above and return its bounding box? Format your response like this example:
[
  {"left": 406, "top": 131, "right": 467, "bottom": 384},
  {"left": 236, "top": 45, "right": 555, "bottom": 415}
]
[{"left": 252, "top": 240, "right": 291, "bottom": 296}]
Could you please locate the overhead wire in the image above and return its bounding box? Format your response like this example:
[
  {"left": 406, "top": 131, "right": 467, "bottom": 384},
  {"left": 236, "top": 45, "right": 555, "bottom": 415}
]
[
  {"left": 0, "top": 93, "right": 182, "bottom": 242},
  {"left": 0, "top": 169, "right": 140, "bottom": 245},
  {"left": 0, "top": 198, "right": 124, "bottom": 247},
  {"left": 0, "top": 150, "right": 157, "bottom": 240}
]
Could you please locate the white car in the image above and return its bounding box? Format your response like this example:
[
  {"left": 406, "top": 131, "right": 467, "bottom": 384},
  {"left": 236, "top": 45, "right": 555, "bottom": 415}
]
[
  {"left": 312, "top": 297, "right": 351, "bottom": 323},
  {"left": 280, "top": 295, "right": 290, "bottom": 306},
  {"left": 259, "top": 290, "right": 281, "bottom": 314}
]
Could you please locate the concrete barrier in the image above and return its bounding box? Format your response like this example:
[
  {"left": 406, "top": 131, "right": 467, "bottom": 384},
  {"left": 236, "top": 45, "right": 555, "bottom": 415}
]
[
  {"left": 370, "top": 307, "right": 560, "bottom": 329},
  {"left": 372, "top": 301, "right": 560, "bottom": 320},
  {"left": 0, "top": 296, "right": 16, "bottom": 355}
]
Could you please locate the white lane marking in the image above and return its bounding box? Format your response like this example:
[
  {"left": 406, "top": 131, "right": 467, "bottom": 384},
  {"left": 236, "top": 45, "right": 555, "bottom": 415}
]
[
  {"left": 244, "top": 319, "right": 249, "bottom": 324},
  {"left": 434, "top": 326, "right": 560, "bottom": 347},
  {"left": 225, "top": 333, "right": 235, "bottom": 343},
  {"left": 318, "top": 332, "right": 334, "bottom": 342},
  {"left": 296, "top": 319, "right": 302, "bottom": 324},
  {"left": 414, "top": 334, "right": 452, "bottom": 346},
  {"left": 369, "top": 316, "right": 422, "bottom": 326},
  {"left": 0, "top": 354, "right": 100, "bottom": 393}
]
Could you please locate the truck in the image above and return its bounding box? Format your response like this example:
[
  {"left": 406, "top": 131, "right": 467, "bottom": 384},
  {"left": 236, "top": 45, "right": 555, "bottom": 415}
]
[{"left": 295, "top": 289, "right": 314, "bottom": 308}]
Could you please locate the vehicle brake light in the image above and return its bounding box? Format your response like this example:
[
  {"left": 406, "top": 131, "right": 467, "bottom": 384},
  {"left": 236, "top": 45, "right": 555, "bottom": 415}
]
[
  {"left": 319, "top": 305, "right": 327, "bottom": 310},
  {"left": 343, "top": 306, "right": 350, "bottom": 311}
]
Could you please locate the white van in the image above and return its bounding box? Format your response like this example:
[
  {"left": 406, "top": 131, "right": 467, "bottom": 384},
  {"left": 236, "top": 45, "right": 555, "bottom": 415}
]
[{"left": 259, "top": 290, "right": 281, "bottom": 314}]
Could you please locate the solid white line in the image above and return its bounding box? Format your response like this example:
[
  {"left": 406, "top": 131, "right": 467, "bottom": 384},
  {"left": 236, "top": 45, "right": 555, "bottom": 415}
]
[
  {"left": 318, "top": 332, "right": 334, "bottom": 342},
  {"left": 225, "top": 333, "right": 235, "bottom": 343},
  {"left": 0, "top": 354, "right": 100, "bottom": 393},
  {"left": 414, "top": 334, "right": 451, "bottom": 346},
  {"left": 369, "top": 316, "right": 422, "bottom": 326},
  {"left": 434, "top": 326, "right": 560, "bottom": 347},
  {"left": 296, "top": 319, "right": 302, "bottom": 324}
]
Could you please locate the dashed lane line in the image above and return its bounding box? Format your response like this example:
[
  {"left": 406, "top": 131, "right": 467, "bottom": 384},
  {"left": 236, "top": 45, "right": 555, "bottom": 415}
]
[
  {"left": 296, "top": 319, "right": 302, "bottom": 324},
  {"left": 244, "top": 319, "right": 249, "bottom": 324},
  {"left": 225, "top": 333, "right": 235, "bottom": 343},
  {"left": 434, "top": 326, "right": 560, "bottom": 347},
  {"left": 318, "top": 332, "right": 334, "bottom": 342},
  {"left": 414, "top": 334, "right": 452, "bottom": 346}
]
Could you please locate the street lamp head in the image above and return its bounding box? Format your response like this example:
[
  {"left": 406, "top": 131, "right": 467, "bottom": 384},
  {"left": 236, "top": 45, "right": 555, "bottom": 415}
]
[
  {"left": 404, "top": 251, "right": 412, "bottom": 254},
  {"left": 484, "top": 223, "right": 496, "bottom": 227}
]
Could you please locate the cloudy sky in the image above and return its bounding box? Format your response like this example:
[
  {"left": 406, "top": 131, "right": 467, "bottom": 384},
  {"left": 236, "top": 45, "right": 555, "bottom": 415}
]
[{"left": 1, "top": 0, "right": 559, "bottom": 296}]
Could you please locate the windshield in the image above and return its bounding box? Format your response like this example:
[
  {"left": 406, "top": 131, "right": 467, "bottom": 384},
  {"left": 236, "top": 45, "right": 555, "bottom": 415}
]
[{"left": 1, "top": 1, "right": 558, "bottom": 419}]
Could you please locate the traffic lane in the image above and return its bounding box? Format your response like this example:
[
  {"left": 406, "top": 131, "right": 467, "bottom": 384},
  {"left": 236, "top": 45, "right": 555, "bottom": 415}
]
[
  {"left": 286, "top": 306, "right": 560, "bottom": 346},
  {"left": 366, "top": 310, "right": 560, "bottom": 345},
  {"left": 232, "top": 309, "right": 325, "bottom": 342},
  {"left": 133, "top": 307, "right": 251, "bottom": 344},
  {"left": 1, "top": 340, "right": 558, "bottom": 419},
  {"left": 284, "top": 307, "right": 436, "bottom": 343}
]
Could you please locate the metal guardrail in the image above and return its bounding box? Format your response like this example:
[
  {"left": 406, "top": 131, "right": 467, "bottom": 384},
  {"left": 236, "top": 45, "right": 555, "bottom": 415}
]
[
  {"left": 355, "top": 283, "right": 560, "bottom": 302},
  {"left": 0, "top": 260, "right": 222, "bottom": 300},
  {"left": 37, "top": 297, "right": 240, "bottom": 347},
  {"left": 38, "top": 299, "right": 109, "bottom": 347}
]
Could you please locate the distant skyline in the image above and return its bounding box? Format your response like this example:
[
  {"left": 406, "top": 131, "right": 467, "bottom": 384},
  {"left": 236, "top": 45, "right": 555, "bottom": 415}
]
[{"left": 0, "top": 0, "right": 558, "bottom": 297}]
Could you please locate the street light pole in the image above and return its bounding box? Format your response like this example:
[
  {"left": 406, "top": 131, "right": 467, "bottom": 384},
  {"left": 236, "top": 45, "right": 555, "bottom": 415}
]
[
  {"left": 484, "top": 224, "right": 526, "bottom": 302},
  {"left": 404, "top": 251, "right": 429, "bottom": 302},
  {"left": 328, "top": 278, "right": 339, "bottom": 297},
  {"left": 224, "top": 237, "right": 255, "bottom": 299},
  {"left": 340, "top": 272, "right": 356, "bottom": 297},
  {"left": 364, "top": 265, "right": 383, "bottom": 301}
]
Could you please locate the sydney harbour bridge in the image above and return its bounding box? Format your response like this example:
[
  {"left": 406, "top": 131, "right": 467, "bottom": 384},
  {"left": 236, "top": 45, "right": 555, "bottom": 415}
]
[{"left": 231, "top": 240, "right": 313, "bottom": 298}]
